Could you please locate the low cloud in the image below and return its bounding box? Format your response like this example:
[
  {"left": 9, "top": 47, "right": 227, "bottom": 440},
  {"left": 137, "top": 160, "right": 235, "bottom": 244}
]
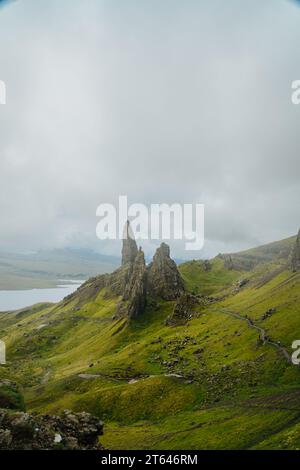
[{"left": 0, "top": 0, "right": 299, "bottom": 259}]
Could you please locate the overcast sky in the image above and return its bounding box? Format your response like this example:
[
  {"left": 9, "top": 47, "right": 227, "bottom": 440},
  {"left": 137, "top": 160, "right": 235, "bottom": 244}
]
[{"left": 0, "top": 0, "right": 300, "bottom": 259}]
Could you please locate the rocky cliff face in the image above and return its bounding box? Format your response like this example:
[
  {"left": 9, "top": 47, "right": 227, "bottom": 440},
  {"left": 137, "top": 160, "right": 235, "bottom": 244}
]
[
  {"left": 115, "top": 230, "right": 184, "bottom": 318},
  {"left": 65, "top": 223, "right": 185, "bottom": 319},
  {"left": 147, "top": 243, "right": 185, "bottom": 300},
  {"left": 124, "top": 248, "right": 147, "bottom": 318}
]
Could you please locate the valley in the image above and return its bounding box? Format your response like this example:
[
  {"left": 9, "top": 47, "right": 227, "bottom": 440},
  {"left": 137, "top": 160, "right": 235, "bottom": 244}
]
[{"left": 0, "top": 229, "right": 300, "bottom": 449}]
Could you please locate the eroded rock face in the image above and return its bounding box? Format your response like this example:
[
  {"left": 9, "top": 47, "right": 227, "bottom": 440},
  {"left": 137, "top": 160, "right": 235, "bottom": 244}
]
[
  {"left": 121, "top": 248, "right": 147, "bottom": 318},
  {"left": 116, "top": 231, "right": 184, "bottom": 318},
  {"left": 291, "top": 230, "right": 300, "bottom": 272},
  {"left": 64, "top": 224, "right": 184, "bottom": 319},
  {"left": 108, "top": 264, "right": 133, "bottom": 297},
  {"left": 147, "top": 243, "right": 185, "bottom": 300},
  {"left": 166, "top": 293, "right": 199, "bottom": 325},
  {"left": 0, "top": 409, "right": 104, "bottom": 450},
  {"left": 121, "top": 221, "right": 138, "bottom": 265}
]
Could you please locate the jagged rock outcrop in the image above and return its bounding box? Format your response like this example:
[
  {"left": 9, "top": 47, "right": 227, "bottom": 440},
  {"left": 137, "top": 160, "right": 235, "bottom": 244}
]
[
  {"left": 0, "top": 381, "right": 104, "bottom": 450},
  {"left": 218, "top": 253, "right": 257, "bottom": 271},
  {"left": 147, "top": 243, "right": 185, "bottom": 300},
  {"left": 290, "top": 230, "right": 300, "bottom": 272},
  {"left": 121, "top": 220, "right": 138, "bottom": 265},
  {"left": 64, "top": 224, "right": 184, "bottom": 319},
  {"left": 111, "top": 222, "right": 146, "bottom": 318},
  {"left": 116, "top": 248, "right": 147, "bottom": 319},
  {"left": 63, "top": 274, "right": 109, "bottom": 306},
  {"left": 166, "top": 293, "right": 199, "bottom": 325},
  {"left": 0, "top": 409, "right": 104, "bottom": 450},
  {"left": 115, "top": 234, "right": 184, "bottom": 317},
  {"left": 107, "top": 264, "right": 133, "bottom": 297}
]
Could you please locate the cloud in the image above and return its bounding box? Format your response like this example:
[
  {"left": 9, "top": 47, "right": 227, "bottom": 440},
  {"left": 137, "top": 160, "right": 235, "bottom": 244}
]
[{"left": 0, "top": 0, "right": 299, "bottom": 259}]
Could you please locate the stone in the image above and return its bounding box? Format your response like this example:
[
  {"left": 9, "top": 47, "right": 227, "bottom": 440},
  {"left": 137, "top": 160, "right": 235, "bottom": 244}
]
[
  {"left": 166, "top": 293, "right": 199, "bottom": 325},
  {"left": 118, "top": 248, "right": 147, "bottom": 319},
  {"left": 290, "top": 230, "right": 300, "bottom": 272},
  {"left": 261, "top": 308, "right": 277, "bottom": 321},
  {"left": 63, "top": 223, "right": 184, "bottom": 320},
  {"left": 0, "top": 409, "right": 104, "bottom": 450},
  {"left": 108, "top": 263, "right": 133, "bottom": 297},
  {"left": 121, "top": 220, "right": 138, "bottom": 265},
  {"left": 147, "top": 243, "right": 185, "bottom": 300}
]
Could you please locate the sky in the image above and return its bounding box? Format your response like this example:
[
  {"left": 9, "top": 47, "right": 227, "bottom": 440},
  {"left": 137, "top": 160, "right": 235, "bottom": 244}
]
[{"left": 0, "top": 0, "right": 300, "bottom": 260}]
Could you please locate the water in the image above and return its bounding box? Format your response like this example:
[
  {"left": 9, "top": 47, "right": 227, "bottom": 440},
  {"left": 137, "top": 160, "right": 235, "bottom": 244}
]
[{"left": 0, "top": 281, "right": 83, "bottom": 312}]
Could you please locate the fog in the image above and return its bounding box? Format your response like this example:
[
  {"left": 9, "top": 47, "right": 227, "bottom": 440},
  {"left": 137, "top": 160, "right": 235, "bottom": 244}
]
[{"left": 0, "top": 0, "right": 299, "bottom": 259}]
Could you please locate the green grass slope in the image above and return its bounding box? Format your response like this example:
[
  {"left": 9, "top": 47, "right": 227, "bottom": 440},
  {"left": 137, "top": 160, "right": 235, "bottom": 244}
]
[
  {"left": 179, "top": 257, "right": 242, "bottom": 295},
  {"left": 0, "top": 235, "right": 300, "bottom": 449}
]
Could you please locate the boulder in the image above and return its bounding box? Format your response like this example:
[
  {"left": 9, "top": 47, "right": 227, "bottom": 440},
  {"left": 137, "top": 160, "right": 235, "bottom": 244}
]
[{"left": 0, "top": 409, "right": 104, "bottom": 450}]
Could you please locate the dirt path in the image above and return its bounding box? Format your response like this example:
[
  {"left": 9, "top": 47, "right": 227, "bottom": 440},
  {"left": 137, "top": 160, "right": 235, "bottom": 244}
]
[
  {"left": 219, "top": 308, "right": 292, "bottom": 364},
  {"left": 78, "top": 372, "right": 186, "bottom": 383},
  {"left": 78, "top": 308, "right": 294, "bottom": 385}
]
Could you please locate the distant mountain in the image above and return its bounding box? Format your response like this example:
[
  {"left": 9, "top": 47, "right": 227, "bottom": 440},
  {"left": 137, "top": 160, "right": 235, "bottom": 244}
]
[
  {"left": 0, "top": 248, "right": 119, "bottom": 289},
  {"left": 223, "top": 235, "right": 296, "bottom": 270}
]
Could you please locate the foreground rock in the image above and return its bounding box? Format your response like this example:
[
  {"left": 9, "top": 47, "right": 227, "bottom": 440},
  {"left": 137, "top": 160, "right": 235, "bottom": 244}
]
[
  {"left": 0, "top": 409, "right": 104, "bottom": 450},
  {"left": 290, "top": 230, "right": 300, "bottom": 272}
]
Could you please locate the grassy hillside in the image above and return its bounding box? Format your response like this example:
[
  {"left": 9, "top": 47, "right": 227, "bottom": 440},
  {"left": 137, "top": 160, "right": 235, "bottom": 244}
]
[
  {"left": 179, "top": 257, "right": 242, "bottom": 295},
  {"left": 0, "top": 235, "right": 300, "bottom": 449}
]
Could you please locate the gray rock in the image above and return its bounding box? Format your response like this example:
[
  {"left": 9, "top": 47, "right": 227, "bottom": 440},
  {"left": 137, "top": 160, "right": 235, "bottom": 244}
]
[
  {"left": 121, "top": 220, "right": 138, "bottom": 265},
  {"left": 0, "top": 409, "right": 104, "bottom": 450},
  {"left": 118, "top": 248, "right": 147, "bottom": 319},
  {"left": 290, "top": 229, "right": 300, "bottom": 272},
  {"left": 64, "top": 222, "right": 184, "bottom": 320},
  {"left": 166, "top": 293, "right": 199, "bottom": 325},
  {"left": 147, "top": 243, "right": 185, "bottom": 300}
]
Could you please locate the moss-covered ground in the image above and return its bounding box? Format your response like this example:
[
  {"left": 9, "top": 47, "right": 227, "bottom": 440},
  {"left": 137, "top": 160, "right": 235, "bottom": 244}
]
[{"left": 1, "top": 237, "right": 300, "bottom": 449}]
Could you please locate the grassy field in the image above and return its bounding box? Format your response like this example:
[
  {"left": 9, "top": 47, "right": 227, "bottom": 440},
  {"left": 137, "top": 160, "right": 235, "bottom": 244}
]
[{"left": 1, "top": 236, "right": 300, "bottom": 449}]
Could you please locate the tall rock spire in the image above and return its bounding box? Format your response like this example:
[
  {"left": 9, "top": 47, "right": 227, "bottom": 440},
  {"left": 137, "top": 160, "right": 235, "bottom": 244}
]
[
  {"left": 291, "top": 229, "right": 300, "bottom": 272},
  {"left": 121, "top": 220, "right": 138, "bottom": 265},
  {"left": 122, "top": 248, "right": 147, "bottom": 318}
]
